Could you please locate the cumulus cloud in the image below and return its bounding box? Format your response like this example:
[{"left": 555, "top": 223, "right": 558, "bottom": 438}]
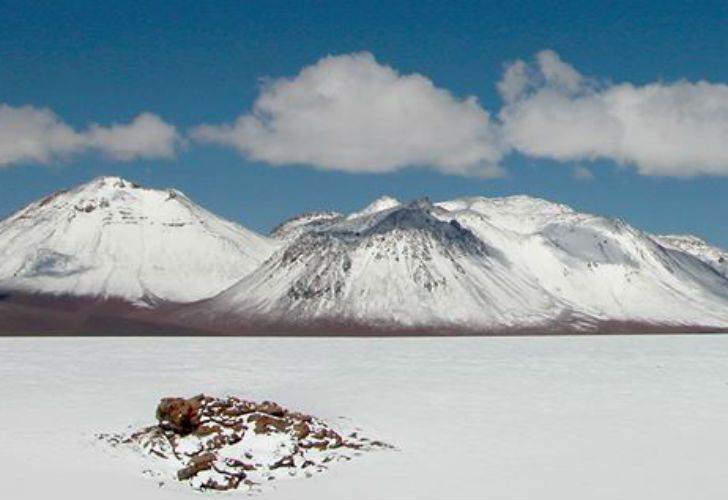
[
  {"left": 192, "top": 52, "right": 504, "bottom": 177},
  {"left": 500, "top": 50, "right": 728, "bottom": 177},
  {"left": 12, "top": 49, "right": 719, "bottom": 179},
  {"left": 84, "top": 113, "right": 179, "bottom": 161},
  {"left": 0, "top": 105, "right": 179, "bottom": 168}
]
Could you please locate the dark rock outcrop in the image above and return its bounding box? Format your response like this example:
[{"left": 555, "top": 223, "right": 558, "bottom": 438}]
[{"left": 156, "top": 395, "right": 203, "bottom": 434}]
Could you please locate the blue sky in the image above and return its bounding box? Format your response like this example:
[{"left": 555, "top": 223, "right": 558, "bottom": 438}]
[{"left": 2, "top": 0, "right": 728, "bottom": 246}]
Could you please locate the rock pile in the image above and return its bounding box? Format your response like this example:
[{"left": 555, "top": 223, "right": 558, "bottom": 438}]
[{"left": 99, "top": 394, "right": 391, "bottom": 492}]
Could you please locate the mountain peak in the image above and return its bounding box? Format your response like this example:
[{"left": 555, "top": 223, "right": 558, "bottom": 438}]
[
  {"left": 439, "top": 194, "right": 573, "bottom": 215},
  {"left": 0, "top": 177, "right": 277, "bottom": 304},
  {"left": 271, "top": 211, "right": 344, "bottom": 241},
  {"left": 81, "top": 176, "right": 142, "bottom": 192},
  {"left": 347, "top": 195, "right": 401, "bottom": 219},
  {"left": 405, "top": 196, "right": 433, "bottom": 210},
  {"left": 29, "top": 176, "right": 204, "bottom": 218},
  {"left": 94, "top": 175, "right": 137, "bottom": 186}
]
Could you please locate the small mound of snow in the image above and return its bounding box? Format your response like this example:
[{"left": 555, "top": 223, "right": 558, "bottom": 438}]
[{"left": 97, "top": 394, "right": 391, "bottom": 493}]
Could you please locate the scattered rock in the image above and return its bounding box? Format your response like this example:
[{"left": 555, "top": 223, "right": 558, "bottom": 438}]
[
  {"left": 270, "top": 455, "right": 295, "bottom": 470},
  {"left": 251, "top": 414, "right": 289, "bottom": 434},
  {"left": 177, "top": 452, "right": 215, "bottom": 480},
  {"left": 99, "top": 394, "right": 392, "bottom": 493},
  {"left": 292, "top": 421, "right": 310, "bottom": 439},
  {"left": 255, "top": 400, "right": 287, "bottom": 417}
]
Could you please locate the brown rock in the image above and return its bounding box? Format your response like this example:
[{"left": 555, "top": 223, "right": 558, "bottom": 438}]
[
  {"left": 223, "top": 457, "right": 256, "bottom": 471},
  {"left": 255, "top": 401, "right": 287, "bottom": 417},
  {"left": 195, "top": 424, "right": 221, "bottom": 437},
  {"left": 201, "top": 475, "right": 242, "bottom": 491},
  {"left": 310, "top": 430, "right": 328, "bottom": 440},
  {"left": 291, "top": 421, "right": 310, "bottom": 440},
  {"left": 219, "top": 399, "right": 255, "bottom": 417},
  {"left": 156, "top": 395, "right": 204, "bottom": 435},
  {"left": 288, "top": 412, "right": 313, "bottom": 423},
  {"left": 251, "top": 415, "right": 289, "bottom": 434},
  {"left": 299, "top": 441, "right": 327, "bottom": 450},
  {"left": 177, "top": 452, "right": 216, "bottom": 481},
  {"left": 270, "top": 455, "right": 295, "bottom": 469}
]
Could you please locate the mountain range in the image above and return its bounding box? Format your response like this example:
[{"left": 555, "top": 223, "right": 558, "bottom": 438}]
[{"left": 1, "top": 176, "right": 727, "bottom": 335}]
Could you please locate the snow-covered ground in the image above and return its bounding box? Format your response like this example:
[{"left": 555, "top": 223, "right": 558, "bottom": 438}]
[{"left": 1, "top": 336, "right": 727, "bottom": 499}]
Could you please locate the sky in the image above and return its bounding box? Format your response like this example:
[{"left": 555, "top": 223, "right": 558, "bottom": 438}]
[{"left": 2, "top": 0, "right": 728, "bottom": 247}]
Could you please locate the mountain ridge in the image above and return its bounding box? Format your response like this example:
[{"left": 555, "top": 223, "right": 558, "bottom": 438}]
[{"left": 1, "top": 177, "right": 727, "bottom": 335}]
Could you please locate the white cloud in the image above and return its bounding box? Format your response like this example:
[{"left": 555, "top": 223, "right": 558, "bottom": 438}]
[
  {"left": 0, "top": 105, "right": 179, "bottom": 168},
  {"left": 535, "top": 50, "right": 584, "bottom": 94},
  {"left": 11, "top": 49, "right": 723, "bottom": 180},
  {"left": 500, "top": 50, "right": 728, "bottom": 176},
  {"left": 0, "top": 105, "right": 80, "bottom": 166},
  {"left": 497, "top": 60, "right": 529, "bottom": 103},
  {"left": 192, "top": 52, "right": 504, "bottom": 177},
  {"left": 84, "top": 113, "right": 179, "bottom": 161}
]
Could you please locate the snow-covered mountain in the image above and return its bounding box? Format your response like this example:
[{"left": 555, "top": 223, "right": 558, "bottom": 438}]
[
  {"left": 655, "top": 234, "right": 728, "bottom": 279},
  {"left": 186, "top": 194, "right": 728, "bottom": 333},
  {"left": 200, "top": 198, "right": 565, "bottom": 331},
  {"left": 2, "top": 180, "right": 727, "bottom": 334},
  {"left": 0, "top": 177, "right": 277, "bottom": 305},
  {"left": 437, "top": 196, "right": 728, "bottom": 328}
]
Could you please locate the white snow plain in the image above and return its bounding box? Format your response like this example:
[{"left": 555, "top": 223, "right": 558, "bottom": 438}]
[{"left": 1, "top": 336, "right": 727, "bottom": 499}]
